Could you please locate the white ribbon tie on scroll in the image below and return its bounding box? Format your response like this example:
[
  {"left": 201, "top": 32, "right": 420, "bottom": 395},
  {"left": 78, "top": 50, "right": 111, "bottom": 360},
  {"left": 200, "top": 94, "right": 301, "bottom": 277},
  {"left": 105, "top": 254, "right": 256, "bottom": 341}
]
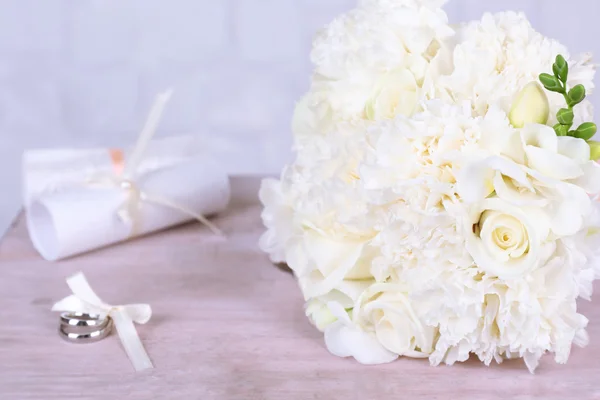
[
  {"left": 24, "top": 89, "right": 231, "bottom": 261},
  {"left": 52, "top": 272, "right": 153, "bottom": 372},
  {"left": 85, "top": 89, "right": 223, "bottom": 238}
]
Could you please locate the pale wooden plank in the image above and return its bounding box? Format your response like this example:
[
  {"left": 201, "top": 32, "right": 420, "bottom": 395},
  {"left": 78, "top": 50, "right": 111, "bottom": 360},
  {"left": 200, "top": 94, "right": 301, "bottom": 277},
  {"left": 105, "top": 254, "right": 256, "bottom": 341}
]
[{"left": 0, "top": 177, "right": 599, "bottom": 399}]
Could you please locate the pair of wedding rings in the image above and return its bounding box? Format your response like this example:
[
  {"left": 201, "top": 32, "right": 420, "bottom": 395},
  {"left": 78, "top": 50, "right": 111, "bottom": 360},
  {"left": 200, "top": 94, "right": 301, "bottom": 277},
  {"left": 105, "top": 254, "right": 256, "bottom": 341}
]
[{"left": 59, "top": 312, "right": 113, "bottom": 343}]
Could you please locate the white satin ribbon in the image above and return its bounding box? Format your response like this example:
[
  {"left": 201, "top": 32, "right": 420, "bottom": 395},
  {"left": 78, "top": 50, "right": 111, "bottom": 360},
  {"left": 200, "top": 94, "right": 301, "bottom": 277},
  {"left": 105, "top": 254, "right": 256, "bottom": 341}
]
[
  {"left": 52, "top": 272, "right": 153, "bottom": 372},
  {"left": 86, "top": 88, "right": 223, "bottom": 237}
]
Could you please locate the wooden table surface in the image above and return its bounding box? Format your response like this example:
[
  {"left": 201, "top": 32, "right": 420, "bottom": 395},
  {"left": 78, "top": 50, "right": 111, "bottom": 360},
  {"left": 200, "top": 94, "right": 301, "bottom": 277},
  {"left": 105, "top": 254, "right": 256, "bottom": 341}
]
[{"left": 1, "top": 177, "right": 599, "bottom": 400}]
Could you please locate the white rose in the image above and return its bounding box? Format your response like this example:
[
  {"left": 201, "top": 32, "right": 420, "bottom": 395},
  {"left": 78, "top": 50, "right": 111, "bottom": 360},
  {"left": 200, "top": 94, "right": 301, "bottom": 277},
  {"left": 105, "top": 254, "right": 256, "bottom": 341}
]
[
  {"left": 354, "top": 284, "right": 436, "bottom": 357},
  {"left": 305, "top": 281, "right": 373, "bottom": 332},
  {"left": 478, "top": 211, "right": 529, "bottom": 263},
  {"left": 465, "top": 198, "right": 550, "bottom": 279},
  {"left": 287, "top": 228, "right": 375, "bottom": 300},
  {"left": 324, "top": 284, "right": 436, "bottom": 364},
  {"left": 365, "top": 69, "right": 420, "bottom": 120}
]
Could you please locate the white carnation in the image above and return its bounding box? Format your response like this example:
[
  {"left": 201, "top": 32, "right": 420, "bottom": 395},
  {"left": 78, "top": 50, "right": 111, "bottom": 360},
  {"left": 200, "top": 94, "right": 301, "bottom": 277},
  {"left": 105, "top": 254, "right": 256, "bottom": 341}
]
[
  {"left": 258, "top": 177, "right": 296, "bottom": 263},
  {"left": 293, "top": 0, "right": 453, "bottom": 139},
  {"left": 442, "top": 12, "right": 596, "bottom": 125}
]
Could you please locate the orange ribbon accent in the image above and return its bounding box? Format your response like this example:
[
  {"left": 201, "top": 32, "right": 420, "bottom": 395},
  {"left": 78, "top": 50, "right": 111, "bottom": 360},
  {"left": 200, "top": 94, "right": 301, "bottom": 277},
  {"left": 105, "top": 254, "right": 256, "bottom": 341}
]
[{"left": 109, "top": 149, "right": 125, "bottom": 176}]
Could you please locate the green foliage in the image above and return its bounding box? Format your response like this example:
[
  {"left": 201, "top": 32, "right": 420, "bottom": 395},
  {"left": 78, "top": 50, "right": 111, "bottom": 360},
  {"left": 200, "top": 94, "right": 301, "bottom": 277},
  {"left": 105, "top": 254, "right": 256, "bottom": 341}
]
[
  {"left": 554, "top": 54, "right": 568, "bottom": 83},
  {"left": 540, "top": 54, "right": 597, "bottom": 152},
  {"left": 539, "top": 73, "right": 563, "bottom": 92},
  {"left": 554, "top": 123, "right": 568, "bottom": 136},
  {"left": 574, "top": 122, "right": 598, "bottom": 141},
  {"left": 557, "top": 108, "right": 574, "bottom": 125},
  {"left": 568, "top": 85, "right": 586, "bottom": 106}
]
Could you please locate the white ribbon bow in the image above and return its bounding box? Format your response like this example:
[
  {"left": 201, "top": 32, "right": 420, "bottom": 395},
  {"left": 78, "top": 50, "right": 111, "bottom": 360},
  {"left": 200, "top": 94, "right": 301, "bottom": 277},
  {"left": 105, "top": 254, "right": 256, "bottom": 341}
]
[
  {"left": 52, "top": 272, "right": 153, "bottom": 372},
  {"left": 87, "top": 88, "right": 223, "bottom": 237}
]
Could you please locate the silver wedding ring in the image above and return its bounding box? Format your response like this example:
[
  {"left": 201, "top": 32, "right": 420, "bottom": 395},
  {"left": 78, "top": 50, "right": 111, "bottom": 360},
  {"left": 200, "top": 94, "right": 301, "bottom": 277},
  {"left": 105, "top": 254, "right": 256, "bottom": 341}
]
[
  {"left": 59, "top": 312, "right": 113, "bottom": 343},
  {"left": 60, "top": 312, "right": 107, "bottom": 328}
]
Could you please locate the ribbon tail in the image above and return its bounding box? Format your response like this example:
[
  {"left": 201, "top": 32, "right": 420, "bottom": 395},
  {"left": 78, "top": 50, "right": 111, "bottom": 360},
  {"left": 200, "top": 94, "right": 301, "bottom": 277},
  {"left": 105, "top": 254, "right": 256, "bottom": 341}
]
[
  {"left": 143, "top": 192, "right": 225, "bottom": 237},
  {"left": 117, "top": 196, "right": 143, "bottom": 238},
  {"left": 123, "top": 304, "right": 153, "bottom": 324},
  {"left": 111, "top": 309, "right": 154, "bottom": 372},
  {"left": 123, "top": 88, "right": 174, "bottom": 179},
  {"left": 51, "top": 295, "right": 86, "bottom": 312},
  {"left": 66, "top": 272, "right": 107, "bottom": 307}
]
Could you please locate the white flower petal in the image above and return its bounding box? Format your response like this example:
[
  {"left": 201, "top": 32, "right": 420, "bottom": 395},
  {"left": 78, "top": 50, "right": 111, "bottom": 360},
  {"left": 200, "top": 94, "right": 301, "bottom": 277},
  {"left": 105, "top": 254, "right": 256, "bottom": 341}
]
[
  {"left": 327, "top": 301, "right": 353, "bottom": 325},
  {"left": 305, "top": 232, "right": 365, "bottom": 278},
  {"left": 525, "top": 145, "right": 583, "bottom": 180},
  {"left": 339, "top": 280, "right": 373, "bottom": 301},
  {"left": 456, "top": 162, "right": 495, "bottom": 203},
  {"left": 324, "top": 322, "right": 355, "bottom": 358},
  {"left": 524, "top": 351, "right": 541, "bottom": 374},
  {"left": 570, "top": 161, "right": 600, "bottom": 194},
  {"left": 548, "top": 183, "right": 591, "bottom": 236},
  {"left": 487, "top": 156, "right": 533, "bottom": 189},
  {"left": 324, "top": 301, "right": 399, "bottom": 364},
  {"left": 457, "top": 156, "right": 531, "bottom": 204},
  {"left": 492, "top": 172, "right": 546, "bottom": 207},
  {"left": 324, "top": 322, "right": 399, "bottom": 364},
  {"left": 521, "top": 124, "right": 558, "bottom": 152},
  {"left": 557, "top": 136, "right": 590, "bottom": 163},
  {"left": 478, "top": 107, "right": 515, "bottom": 154},
  {"left": 375, "top": 317, "right": 414, "bottom": 355}
]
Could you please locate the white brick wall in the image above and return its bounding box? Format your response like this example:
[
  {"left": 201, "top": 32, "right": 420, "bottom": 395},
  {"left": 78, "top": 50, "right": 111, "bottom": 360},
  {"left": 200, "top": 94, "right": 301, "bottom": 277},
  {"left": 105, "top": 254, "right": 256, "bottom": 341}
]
[{"left": 0, "top": 0, "right": 599, "bottom": 233}]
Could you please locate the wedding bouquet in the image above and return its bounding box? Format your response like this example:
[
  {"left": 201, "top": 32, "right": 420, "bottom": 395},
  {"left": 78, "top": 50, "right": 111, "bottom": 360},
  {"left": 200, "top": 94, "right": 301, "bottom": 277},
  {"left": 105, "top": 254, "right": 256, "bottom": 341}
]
[{"left": 259, "top": 0, "right": 600, "bottom": 372}]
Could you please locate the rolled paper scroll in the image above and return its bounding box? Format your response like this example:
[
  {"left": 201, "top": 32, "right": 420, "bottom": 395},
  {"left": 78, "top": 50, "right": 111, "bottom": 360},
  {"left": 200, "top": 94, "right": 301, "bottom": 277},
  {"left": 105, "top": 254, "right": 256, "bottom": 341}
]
[{"left": 24, "top": 90, "right": 231, "bottom": 261}]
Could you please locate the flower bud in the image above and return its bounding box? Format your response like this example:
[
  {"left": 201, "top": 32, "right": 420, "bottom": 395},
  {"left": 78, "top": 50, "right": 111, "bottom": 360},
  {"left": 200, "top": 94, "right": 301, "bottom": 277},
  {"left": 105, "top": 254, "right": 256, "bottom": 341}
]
[
  {"left": 588, "top": 140, "right": 600, "bottom": 161},
  {"left": 509, "top": 82, "right": 550, "bottom": 128},
  {"left": 575, "top": 122, "right": 597, "bottom": 141}
]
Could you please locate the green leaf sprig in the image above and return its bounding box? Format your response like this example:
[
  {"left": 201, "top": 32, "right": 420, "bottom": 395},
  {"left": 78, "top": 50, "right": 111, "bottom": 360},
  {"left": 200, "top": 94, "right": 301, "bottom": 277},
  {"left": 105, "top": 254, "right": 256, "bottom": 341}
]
[{"left": 539, "top": 55, "right": 597, "bottom": 140}]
